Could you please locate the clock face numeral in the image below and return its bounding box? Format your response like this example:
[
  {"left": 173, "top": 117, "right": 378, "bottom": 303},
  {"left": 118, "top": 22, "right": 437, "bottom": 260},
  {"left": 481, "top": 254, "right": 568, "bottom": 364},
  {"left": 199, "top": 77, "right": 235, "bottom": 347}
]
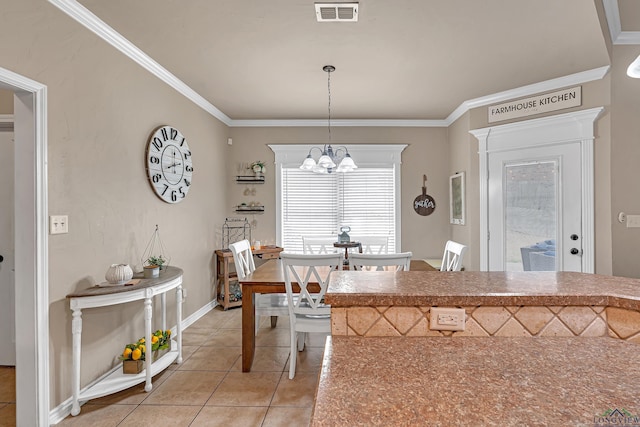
[
  {"left": 152, "top": 137, "right": 163, "bottom": 151},
  {"left": 146, "top": 125, "right": 193, "bottom": 204}
]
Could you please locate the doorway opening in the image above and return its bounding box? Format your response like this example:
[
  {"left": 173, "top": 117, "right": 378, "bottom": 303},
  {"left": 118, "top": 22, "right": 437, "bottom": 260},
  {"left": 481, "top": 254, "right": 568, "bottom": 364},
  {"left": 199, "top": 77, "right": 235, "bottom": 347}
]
[
  {"left": 0, "top": 66, "right": 49, "bottom": 426},
  {"left": 471, "top": 107, "right": 603, "bottom": 272}
]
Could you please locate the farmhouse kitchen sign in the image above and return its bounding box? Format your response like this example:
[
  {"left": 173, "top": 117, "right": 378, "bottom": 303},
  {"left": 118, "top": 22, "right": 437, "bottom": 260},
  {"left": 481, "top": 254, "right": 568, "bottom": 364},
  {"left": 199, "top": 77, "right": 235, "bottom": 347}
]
[{"left": 488, "top": 86, "right": 581, "bottom": 123}]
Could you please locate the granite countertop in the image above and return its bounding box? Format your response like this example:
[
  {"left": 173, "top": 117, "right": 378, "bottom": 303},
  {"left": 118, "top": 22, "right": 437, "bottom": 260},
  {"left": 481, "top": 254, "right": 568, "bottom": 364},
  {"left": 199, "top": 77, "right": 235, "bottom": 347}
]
[
  {"left": 325, "top": 271, "right": 640, "bottom": 310},
  {"left": 312, "top": 336, "right": 640, "bottom": 426}
]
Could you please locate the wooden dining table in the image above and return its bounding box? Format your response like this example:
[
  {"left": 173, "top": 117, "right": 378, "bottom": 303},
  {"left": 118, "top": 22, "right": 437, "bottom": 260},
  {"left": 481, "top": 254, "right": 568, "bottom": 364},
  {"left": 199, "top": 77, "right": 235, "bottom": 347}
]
[{"left": 239, "top": 258, "right": 436, "bottom": 372}]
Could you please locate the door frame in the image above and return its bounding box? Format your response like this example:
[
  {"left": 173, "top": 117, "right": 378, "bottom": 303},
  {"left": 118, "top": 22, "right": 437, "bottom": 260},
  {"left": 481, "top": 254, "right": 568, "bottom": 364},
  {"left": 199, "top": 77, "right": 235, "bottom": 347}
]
[
  {"left": 470, "top": 107, "right": 603, "bottom": 272},
  {"left": 0, "top": 66, "right": 49, "bottom": 426}
]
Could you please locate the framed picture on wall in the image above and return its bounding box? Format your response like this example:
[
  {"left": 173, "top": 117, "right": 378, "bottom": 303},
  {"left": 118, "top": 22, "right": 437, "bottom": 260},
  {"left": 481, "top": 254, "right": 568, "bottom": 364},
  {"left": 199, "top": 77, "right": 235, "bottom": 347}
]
[{"left": 450, "top": 172, "right": 465, "bottom": 225}]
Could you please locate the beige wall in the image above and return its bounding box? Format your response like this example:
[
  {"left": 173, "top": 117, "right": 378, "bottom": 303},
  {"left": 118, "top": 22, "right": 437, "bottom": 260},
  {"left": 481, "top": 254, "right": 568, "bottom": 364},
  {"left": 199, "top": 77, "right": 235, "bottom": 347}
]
[
  {"left": 227, "top": 126, "right": 451, "bottom": 260},
  {"left": 0, "top": 89, "right": 12, "bottom": 113},
  {"left": 447, "top": 112, "right": 481, "bottom": 271},
  {"left": 1, "top": 1, "right": 229, "bottom": 407},
  {"left": 611, "top": 45, "right": 640, "bottom": 278}
]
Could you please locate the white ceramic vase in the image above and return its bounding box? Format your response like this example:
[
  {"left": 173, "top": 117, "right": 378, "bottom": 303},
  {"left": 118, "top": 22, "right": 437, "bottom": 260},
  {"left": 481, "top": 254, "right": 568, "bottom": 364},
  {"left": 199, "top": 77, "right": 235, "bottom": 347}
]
[{"left": 105, "top": 264, "right": 134, "bottom": 285}]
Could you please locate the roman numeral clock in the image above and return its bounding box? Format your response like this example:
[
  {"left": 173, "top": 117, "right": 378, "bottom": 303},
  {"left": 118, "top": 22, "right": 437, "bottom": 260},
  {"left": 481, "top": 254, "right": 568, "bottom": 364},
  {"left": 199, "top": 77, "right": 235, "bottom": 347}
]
[{"left": 145, "top": 125, "right": 193, "bottom": 203}]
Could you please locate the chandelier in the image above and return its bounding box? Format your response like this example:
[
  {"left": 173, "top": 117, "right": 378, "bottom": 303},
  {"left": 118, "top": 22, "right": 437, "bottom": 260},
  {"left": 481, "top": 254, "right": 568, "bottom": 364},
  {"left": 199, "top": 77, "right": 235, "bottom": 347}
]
[{"left": 299, "top": 65, "right": 357, "bottom": 174}]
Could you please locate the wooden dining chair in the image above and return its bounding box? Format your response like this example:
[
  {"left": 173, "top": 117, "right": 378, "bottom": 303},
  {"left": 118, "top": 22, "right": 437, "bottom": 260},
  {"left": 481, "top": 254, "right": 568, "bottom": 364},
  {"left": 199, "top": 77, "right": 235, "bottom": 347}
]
[
  {"left": 229, "top": 239, "right": 288, "bottom": 333},
  {"left": 280, "top": 252, "right": 342, "bottom": 379},
  {"left": 349, "top": 252, "right": 412, "bottom": 271},
  {"left": 440, "top": 240, "right": 468, "bottom": 271}
]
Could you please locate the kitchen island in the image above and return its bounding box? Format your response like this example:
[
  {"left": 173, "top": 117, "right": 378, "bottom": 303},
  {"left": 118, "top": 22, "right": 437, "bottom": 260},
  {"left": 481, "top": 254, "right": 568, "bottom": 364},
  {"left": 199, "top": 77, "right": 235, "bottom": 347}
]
[{"left": 311, "top": 271, "right": 640, "bottom": 426}]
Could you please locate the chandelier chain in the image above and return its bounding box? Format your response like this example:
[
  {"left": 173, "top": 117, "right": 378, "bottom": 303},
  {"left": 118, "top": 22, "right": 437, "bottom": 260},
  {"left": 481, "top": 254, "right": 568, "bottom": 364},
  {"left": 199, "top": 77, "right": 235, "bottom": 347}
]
[{"left": 327, "top": 68, "right": 332, "bottom": 143}]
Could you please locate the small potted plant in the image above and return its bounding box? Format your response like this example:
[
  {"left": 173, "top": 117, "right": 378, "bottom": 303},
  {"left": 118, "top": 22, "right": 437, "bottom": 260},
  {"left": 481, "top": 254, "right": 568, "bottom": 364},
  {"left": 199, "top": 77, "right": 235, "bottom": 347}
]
[
  {"left": 120, "top": 329, "right": 171, "bottom": 374},
  {"left": 144, "top": 255, "right": 165, "bottom": 278},
  {"left": 250, "top": 160, "right": 266, "bottom": 178}
]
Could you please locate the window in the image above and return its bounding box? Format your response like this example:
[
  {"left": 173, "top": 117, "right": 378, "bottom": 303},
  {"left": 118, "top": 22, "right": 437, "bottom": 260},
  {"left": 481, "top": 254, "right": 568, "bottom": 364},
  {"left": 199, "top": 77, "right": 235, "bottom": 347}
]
[{"left": 270, "top": 144, "right": 406, "bottom": 253}]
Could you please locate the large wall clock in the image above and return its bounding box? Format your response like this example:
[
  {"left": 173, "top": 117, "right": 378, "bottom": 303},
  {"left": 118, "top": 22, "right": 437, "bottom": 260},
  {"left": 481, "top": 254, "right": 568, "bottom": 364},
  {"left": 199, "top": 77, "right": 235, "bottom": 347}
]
[{"left": 145, "top": 125, "right": 193, "bottom": 203}]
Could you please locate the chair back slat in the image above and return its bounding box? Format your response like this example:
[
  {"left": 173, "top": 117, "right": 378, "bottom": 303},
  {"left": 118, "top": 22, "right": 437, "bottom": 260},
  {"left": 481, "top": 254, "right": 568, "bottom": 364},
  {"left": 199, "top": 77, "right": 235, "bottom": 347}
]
[
  {"left": 229, "top": 239, "right": 255, "bottom": 279},
  {"left": 302, "top": 236, "right": 339, "bottom": 254},
  {"left": 349, "top": 252, "right": 412, "bottom": 271},
  {"left": 440, "top": 240, "right": 468, "bottom": 271},
  {"left": 353, "top": 236, "right": 389, "bottom": 254},
  {"left": 280, "top": 253, "right": 342, "bottom": 316}
]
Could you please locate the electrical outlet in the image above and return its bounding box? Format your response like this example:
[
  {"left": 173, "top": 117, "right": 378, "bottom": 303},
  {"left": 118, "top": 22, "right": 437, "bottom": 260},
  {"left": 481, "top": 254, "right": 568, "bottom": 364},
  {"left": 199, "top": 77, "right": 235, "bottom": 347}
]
[
  {"left": 50, "top": 215, "right": 69, "bottom": 234},
  {"left": 430, "top": 307, "right": 465, "bottom": 331}
]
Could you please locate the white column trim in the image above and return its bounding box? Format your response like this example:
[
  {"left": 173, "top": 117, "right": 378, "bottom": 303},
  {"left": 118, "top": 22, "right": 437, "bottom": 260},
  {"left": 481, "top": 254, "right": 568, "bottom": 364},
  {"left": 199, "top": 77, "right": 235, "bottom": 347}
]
[{"left": 0, "top": 66, "right": 49, "bottom": 426}]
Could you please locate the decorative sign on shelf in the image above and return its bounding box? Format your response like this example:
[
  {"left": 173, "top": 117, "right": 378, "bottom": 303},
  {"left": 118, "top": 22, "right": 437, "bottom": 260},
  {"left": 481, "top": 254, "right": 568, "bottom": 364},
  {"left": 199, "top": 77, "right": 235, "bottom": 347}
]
[
  {"left": 488, "top": 86, "right": 581, "bottom": 123},
  {"left": 414, "top": 174, "right": 436, "bottom": 216}
]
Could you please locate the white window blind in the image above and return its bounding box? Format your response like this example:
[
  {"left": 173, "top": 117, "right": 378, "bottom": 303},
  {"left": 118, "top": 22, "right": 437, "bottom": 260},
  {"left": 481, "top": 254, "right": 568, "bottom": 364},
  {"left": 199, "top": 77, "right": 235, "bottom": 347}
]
[{"left": 281, "top": 167, "right": 396, "bottom": 253}]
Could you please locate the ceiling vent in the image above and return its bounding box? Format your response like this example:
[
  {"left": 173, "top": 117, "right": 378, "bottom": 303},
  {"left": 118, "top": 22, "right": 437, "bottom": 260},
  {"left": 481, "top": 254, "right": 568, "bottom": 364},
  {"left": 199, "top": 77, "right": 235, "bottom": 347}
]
[{"left": 315, "top": 3, "right": 358, "bottom": 22}]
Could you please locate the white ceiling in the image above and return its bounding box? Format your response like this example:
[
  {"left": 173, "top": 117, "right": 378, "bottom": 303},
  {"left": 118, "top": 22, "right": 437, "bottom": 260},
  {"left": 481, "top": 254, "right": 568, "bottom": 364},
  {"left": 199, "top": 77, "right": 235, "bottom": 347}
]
[{"left": 74, "top": 0, "right": 612, "bottom": 122}]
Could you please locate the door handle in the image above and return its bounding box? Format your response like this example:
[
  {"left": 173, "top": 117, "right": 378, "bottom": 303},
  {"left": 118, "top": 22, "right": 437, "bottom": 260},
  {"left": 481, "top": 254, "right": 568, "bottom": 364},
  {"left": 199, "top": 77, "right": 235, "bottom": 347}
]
[
  {"left": 570, "top": 234, "right": 579, "bottom": 241},
  {"left": 570, "top": 248, "right": 581, "bottom": 255}
]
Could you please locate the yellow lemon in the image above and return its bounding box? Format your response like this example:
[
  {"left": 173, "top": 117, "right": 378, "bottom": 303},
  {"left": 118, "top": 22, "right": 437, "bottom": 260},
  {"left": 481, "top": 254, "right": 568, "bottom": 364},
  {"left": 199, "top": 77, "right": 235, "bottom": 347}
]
[
  {"left": 166, "top": 330, "right": 171, "bottom": 336},
  {"left": 138, "top": 344, "right": 146, "bottom": 353},
  {"left": 131, "top": 348, "right": 142, "bottom": 361},
  {"left": 122, "top": 347, "right": 133, "bottom": 359},
  {"left": 152, "top": 336, "right": 159, "bottom": 344},
  {"left": 139, "top": 338, "right": 145, "bottom": 343}
]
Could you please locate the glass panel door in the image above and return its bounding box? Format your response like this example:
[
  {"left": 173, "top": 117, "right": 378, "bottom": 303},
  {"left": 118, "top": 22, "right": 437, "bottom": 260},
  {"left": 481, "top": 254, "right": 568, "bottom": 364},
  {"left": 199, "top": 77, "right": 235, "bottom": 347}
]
[
  {"left": 488, "top": 142, "right": 582, "bottom": 272},
  {"left": 504, "top": 161, "right": 557, "bottom": 271}
]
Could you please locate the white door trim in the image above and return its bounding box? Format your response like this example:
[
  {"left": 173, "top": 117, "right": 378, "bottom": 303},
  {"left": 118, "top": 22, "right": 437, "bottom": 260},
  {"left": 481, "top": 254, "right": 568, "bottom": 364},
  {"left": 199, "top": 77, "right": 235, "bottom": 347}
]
[
  {"left": 0, "top": 66, "right": 49, "bottom": 426},
  {"left": 470, "top": 107, "right": 603, "bottom": 272}
]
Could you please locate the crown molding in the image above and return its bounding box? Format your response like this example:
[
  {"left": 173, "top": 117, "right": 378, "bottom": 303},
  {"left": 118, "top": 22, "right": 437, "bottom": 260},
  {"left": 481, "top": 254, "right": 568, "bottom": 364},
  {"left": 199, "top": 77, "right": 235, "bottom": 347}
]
[
  {"left": 49, "top": 0, "right": 612, "bottom": 128},
  {"left": 445, "top": 66, "right": 610, "bottom": 125},
  {"left": 229, "top": 119, "right": 447, "bottom": 127},
  {"left": 602, "top": 0, "right": 640, "bottom": 45},
  {"left": 47, "top": 0, "right": 232, "bottom": 126}
]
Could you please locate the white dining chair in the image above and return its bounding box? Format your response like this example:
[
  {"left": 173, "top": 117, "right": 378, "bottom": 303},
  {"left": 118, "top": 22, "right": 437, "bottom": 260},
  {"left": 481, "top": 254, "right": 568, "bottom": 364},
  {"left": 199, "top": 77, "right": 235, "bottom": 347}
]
[
  {"left": 280, "top": 252, "right": 342, "bottom": 379},
  {"left": 229, "top": 239, "right": 288, "bottom": 333},
  {"left": 349, "top": 252, "right": 412, "bottom": 271},
  {"left": 440, "top": 240, "right": 468, "bottom": 271},
  {"left": 353, "top": 236, "right": 389, "bottom": 255},
  {"left": 302, "top": 236, "right": 340, "bottom": 254}
]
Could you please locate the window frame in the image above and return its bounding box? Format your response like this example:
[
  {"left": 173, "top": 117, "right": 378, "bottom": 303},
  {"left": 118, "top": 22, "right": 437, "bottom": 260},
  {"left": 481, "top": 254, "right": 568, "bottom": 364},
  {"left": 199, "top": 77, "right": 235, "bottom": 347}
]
[{"left": 269, "top": 144, "right": 407, "bottom": 251}]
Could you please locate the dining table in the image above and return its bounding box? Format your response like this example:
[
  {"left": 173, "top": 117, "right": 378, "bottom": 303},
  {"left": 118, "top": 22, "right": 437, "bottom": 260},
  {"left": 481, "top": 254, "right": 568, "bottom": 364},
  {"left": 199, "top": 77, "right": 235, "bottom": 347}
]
[{"left": 239, "top": 258, "right": 436, "bottom": 372}]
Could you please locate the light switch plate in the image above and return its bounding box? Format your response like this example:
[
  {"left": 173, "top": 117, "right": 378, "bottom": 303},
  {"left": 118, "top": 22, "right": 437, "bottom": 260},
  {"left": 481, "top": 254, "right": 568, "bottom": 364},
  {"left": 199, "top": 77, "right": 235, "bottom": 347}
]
[
  {"left": 627, "top": 215, "right": 640, "bottom": 228},
  {"left": 50, "top": 215, "right": 69, "bottom": 234}
]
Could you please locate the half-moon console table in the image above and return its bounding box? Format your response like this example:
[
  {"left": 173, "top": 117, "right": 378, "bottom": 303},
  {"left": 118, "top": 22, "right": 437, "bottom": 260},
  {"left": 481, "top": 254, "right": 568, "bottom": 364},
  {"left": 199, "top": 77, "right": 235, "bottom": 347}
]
[{"left": 66, "top": 266, "right": 184, "bottom": 416}]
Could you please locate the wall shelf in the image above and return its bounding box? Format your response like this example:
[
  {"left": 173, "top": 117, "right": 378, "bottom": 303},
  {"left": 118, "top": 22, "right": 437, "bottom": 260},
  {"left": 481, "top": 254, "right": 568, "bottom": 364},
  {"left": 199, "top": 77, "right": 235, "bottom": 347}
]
[
  {"left": 236, "top": 176, "right": 265, "bottom": 184},
  {"left": 235, "top": 206, "right": 264, "bottom": 214}
]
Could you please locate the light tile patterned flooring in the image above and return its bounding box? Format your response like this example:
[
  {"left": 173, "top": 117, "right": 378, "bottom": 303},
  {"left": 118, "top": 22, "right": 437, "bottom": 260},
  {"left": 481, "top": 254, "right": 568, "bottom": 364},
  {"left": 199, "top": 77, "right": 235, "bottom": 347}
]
[{"left": 1, "top": 307, "right": 326, "bottom": 427}]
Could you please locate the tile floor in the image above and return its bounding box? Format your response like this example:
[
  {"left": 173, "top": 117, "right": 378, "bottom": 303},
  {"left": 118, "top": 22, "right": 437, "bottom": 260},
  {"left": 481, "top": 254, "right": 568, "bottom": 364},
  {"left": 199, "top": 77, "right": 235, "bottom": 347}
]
[{"left": 2, "top": 307, "right": 327, "bottom": 427}]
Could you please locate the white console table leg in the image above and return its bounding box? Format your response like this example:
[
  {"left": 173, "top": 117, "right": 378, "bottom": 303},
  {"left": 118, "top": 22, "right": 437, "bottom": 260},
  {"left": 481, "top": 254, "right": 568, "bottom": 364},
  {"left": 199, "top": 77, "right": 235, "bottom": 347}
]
[
  {"left": 160, "top": 292, "right": 167, "bottom": 331},
  {"left": 71, "top": 308, "right": 83, "bottom": 416},
  {"left": 144, "top": 293, "right": 153, "bottom": 392},
  {"left": 176, "top": 285, "right": 183, "bottom": 363}
]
